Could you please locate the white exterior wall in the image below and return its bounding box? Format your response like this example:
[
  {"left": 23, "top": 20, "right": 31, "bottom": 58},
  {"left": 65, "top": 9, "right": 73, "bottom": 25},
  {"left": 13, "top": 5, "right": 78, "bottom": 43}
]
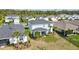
[
  {"left": 9, "top": 36, "right": 28, "bottom": 44},
  {"left": 28, "top": 18, "right": 36, "bottom": 21},
  {"left": 31, "top": 24, "right": 49, "bottom": 30},
  {"left": 14, "top": 19, "right": 20, "bottom": 24},
  {"left": 50, "top": 23, "right": 53, "bottom": 27},
  {"left": 46, "top": 30, "right": 49, "bottom": 34},
  {"left": 5, "top": 19, "right": 10, "bottom": 22},
  {"left": 5, "top": 17, "right": 13, "bottom": 22},
  {"left": 44, "top": 18, "right": 49, "bottom": 21},
  {"left": 49, "top": 23, "right": 53, "bottom": 33},
  {"left": 50, "top": 27, "right": 53, "bottom": 32},
  {"left": 5, "top": 16, "right": 20, "bottom": 23},
  {"left": 9, "top": 37, "right": 18, "bottom": 44},
  {"left": 51, "top": 18, "right": 58, "bottom": 22},
  {"left": 22, "top": 36, "right": 27, "bottom": 43},
  {"left": 18, "top": 36, "right": 27, "bottom": 43}
]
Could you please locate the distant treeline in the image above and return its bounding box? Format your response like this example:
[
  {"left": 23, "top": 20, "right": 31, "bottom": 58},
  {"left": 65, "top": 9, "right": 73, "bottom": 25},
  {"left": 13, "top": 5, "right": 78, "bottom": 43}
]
[{"left": 0, "top": 9, "right": 79, "bottom": 16}]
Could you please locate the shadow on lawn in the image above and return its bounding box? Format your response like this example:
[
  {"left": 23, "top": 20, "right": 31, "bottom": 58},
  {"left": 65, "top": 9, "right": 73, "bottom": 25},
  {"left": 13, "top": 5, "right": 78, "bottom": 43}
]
[{"left": 55, "top": 30, "right": 79, "bottom": 48}]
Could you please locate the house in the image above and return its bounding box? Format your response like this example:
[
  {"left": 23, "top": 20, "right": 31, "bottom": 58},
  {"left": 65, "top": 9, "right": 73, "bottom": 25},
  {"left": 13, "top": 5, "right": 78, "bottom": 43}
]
[
  {"left": 28, "top": 19, "right": 53, "bottom": 37},
  {"left": 24, "top": 16, "right": 36, "bottom": 21},
  {"left": 24, "top": 16, "right": 32, "bottom": 21},
  {"left": 0, "top": 24, "right": 27, "bottom": 46},
  {"left": 5, "top": 15, "right": 20, "bottom": 24},
  {"left": 28, "top": 17, "right": 36, "bottom": 21},
  {"left": 36, "top": 16, "right": 49, "bottom": 21},
  {"left": 53, "top": 20, "right": 79, "bottom": 33},
  {"left": 47, "top": 16, "right": 58, "bottom": 22},
  {"left": 9, "top": 35, "right": 27, "bottom": 44}
]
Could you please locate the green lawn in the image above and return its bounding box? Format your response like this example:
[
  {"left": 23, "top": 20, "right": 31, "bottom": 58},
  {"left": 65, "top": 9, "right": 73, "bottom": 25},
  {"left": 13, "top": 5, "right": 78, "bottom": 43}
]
[
  {"left": 43, "top": 34, "right": 57, "bottom": 43},
  {"left": 67, "top": 34, "right": 79, "bottom": 47},
  {"left": 68, "top": 34, "right": 79, "bottom": 41}
]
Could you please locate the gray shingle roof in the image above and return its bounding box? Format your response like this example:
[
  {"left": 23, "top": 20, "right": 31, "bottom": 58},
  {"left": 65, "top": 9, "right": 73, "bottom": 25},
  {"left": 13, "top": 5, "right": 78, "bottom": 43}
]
[
  {"left": 0, "top": 24, "right": 24, "bottom": 40},
  {"left": 29, "top": 19, "right": 52, "bottom": 24},
  {"left": 54, "top": 21, "right": 79, "bottom": 30},
  {"left": 68, "top": 20, "right": 79, "bottom": 26}
]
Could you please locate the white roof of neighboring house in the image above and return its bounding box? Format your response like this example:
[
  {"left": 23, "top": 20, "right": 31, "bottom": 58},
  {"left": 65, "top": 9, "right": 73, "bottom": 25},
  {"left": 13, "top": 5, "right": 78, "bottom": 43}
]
[
  {"left": 24, "top": 16, "right": 32, "bottom": 19},
  {"left": 5, "top": 15, "right": 19, "bottom": 19}
]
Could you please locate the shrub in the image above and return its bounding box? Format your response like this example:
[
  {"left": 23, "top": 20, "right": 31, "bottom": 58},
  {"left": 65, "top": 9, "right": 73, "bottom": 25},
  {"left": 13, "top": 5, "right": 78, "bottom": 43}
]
[{"left": 65, "top": 29, "right": 73, "bottom": 35}]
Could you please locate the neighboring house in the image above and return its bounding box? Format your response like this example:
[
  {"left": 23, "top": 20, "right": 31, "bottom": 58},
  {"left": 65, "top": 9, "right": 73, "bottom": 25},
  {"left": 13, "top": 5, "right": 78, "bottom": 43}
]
[
  {"left": 36, "top": 16, "right": 49, "bottom": 21},
  {"left": 0, "top": 24, "right": 27, "bottom": 46},
  {"left": 51, "top": 17, "right": 58, "bottom": 22},
  {"left": 24, "top": 16, "right": 32, "bottom": 21},
  {"left": 43, "top": 17, "right": 49, "bottom": 21},
  {"left": 54, "top": 20, "right": 79, "bottom": 33},
  {"left": 47, "top": 16, "right": 58, "bottom": 22},
  {"left": 28, "top": 17, "right": 36, "bottom": 21},
  {"left": 24, "top": 16, "right": 31, "bottom": 20},
  {"left": 24, "top": 16, "right": 36, "bottom": 21},
  {"left": 55, "top": 14, "right": 79, "bottom": 21},
  {"left": 28, "top": 19, "right": 53, "bottom": 37},
  {"left": 5, "top": 15, "right": 20, "bottom": 24},
  {"left": 59, "top": 14, "right": 79, "bottom": 20}
]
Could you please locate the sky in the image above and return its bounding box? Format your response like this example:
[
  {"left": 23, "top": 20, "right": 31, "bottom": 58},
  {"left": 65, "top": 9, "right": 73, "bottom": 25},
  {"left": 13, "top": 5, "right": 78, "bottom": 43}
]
[{"left": 0, "top": 0, "right": 79, "bottom": 9}]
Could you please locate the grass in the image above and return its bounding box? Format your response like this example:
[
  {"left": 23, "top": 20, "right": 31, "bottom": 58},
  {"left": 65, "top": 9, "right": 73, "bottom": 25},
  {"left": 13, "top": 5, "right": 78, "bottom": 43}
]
[
  {"left": 68, "top": 34, "right": 79, "bottom": 41},
  {"left": 43, "top": 34, "right": 57, "bottom": 43},
  {"left": 67, "top": 34, "right": 79, "bottom": 47}
]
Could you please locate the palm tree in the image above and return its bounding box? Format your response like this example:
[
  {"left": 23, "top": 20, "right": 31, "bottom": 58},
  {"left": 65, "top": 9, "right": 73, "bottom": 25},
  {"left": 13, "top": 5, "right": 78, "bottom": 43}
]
[
  {"left": 12, "top": 30, "right": 21, "bottom": 37},
  {"left": 12, "top": 30, "right": 21, "bottom": 49}
]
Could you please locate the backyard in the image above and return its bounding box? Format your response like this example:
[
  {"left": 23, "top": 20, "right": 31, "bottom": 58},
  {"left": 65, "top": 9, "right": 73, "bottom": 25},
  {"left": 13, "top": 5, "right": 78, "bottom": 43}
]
[{"left": 0, "top": 32, "right": 79, "bottom": 50}]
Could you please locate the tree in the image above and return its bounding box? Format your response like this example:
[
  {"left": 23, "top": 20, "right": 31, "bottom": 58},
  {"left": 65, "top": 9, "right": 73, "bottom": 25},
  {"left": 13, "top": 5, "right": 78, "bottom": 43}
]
[
  {"left": 0, "top": 15, "right": 4, "bottom": 26},
  {"left": 49, "top": 18, "right": 52, "bottom": 21},
  {"left": 12, "top": 30, "right": 21, "bottom": 37},
  {"left": 12, "top": 30, "right": 21, "bottom": 49}
]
